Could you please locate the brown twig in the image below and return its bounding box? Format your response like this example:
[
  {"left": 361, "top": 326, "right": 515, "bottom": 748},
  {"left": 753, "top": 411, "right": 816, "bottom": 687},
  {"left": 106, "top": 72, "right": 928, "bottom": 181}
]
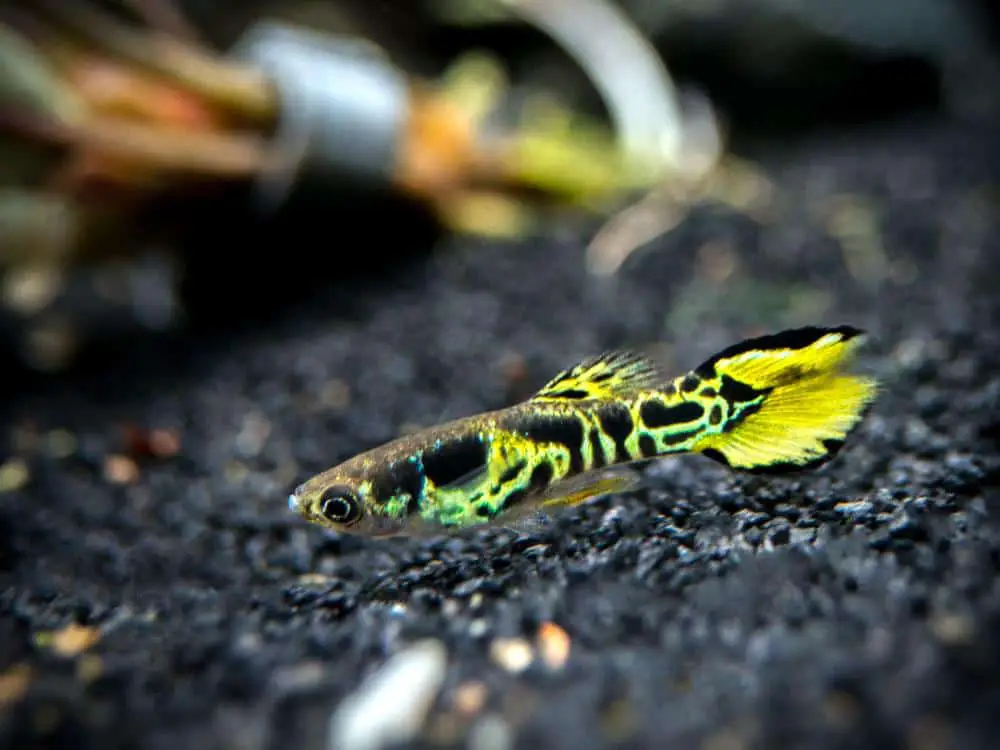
[
  {"left": 75, "top": 116, "right": 267, "bottom": 180},
  {"left": 32, "top": 0, "right": 275, "bottom": 120}
]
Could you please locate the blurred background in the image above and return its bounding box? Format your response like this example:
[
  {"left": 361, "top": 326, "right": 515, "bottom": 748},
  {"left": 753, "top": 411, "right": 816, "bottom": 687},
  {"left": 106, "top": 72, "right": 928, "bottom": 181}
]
[{"left": 0, "top": 0, "right": 998, "bottom": 379}]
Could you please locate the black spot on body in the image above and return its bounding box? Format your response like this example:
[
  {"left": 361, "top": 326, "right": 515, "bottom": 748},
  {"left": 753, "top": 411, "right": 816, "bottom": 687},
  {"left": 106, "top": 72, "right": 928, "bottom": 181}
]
[
  {"left": 822, "top": 438, "right": 845, "bottom": 456},
  {"left": 596, "top": 403, "right": 633, "bottom": 463},
  {"left": 374, "top": 460, "right": 425, "bottom": 515},
  {"left": 709, "top": 405, "right": 723, "bottom": 426},
  {"left": 700, "top": 387, "right": 717, "bottom": 398},
  {"left": 530, "top": 462, "right": 554, "bottom": 491},
  {"left": 660, "top": 429, "right": 701, "bottom": 447},
  {"left": 701, "top": 447, "right": 730, "bottom": 466},
  {"left": 719, "top": 375, "right": 769, "bottom": 405},
  {"left": 638, "top": 433, "right": 656, "bottom": 457},
  {"left": 502, "top": 489, "right": 528, "bottom": 510},
  {"left": 680, "top": 375, "right": 700, "bottom": 393},
  {"left": 542, "top": 388, "right": 591, "bottom": 400},
  {"left": 499, "top": 460, "right": 527, "bottom": 485},
  {"left": 476, "top": 504, "right": 492, "bottom": 517},
  {"left": 421, "top": 435, "right": 488, "bottom": 487},
  {"left": 640, "top": 399, "right": 704, "bottom": 429},
  {"left": 516, "top": 413, "right": 586, "bottom": 474},
  {"left": 693, "top": 325, "right": 863, "bottom": 377},
  {"left": 590, "top": 371, "right": 614, "bottom": 382},
  {"left": 588, "top": 428, "right": 607, "bottom": 468},
  {"left": 724, "top": 401, "right": 763, "bottom": 432}
]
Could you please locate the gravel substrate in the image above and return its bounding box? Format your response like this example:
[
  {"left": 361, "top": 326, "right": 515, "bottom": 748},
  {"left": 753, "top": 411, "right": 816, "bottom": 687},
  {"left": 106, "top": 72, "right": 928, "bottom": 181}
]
[{"left": 1, "top": 117, "right": 999, "bottom": 750}]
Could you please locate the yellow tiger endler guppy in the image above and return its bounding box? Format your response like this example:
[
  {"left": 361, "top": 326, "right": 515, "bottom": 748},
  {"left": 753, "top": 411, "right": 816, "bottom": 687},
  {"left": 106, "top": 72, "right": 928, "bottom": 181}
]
[{"left": 288, "top": 326, "right": 879, "bottom": 538}]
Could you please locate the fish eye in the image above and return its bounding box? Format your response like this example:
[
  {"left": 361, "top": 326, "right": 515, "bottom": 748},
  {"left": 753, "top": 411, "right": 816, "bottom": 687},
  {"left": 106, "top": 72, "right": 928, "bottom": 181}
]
[{"left": 318, "top": 487, "right": 361, "bottom": 525}]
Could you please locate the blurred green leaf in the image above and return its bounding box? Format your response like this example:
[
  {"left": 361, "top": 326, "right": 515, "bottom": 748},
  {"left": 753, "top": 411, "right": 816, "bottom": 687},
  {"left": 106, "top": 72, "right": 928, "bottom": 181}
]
[{"left": 0, "top": 23, "right": 84, "bottom": 125}]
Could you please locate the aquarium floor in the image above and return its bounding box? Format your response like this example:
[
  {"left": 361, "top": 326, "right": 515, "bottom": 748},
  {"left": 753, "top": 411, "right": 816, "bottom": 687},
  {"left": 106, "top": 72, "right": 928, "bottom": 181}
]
[{"left": 2, "top": 117, "right": 1000, "bottom": 750}]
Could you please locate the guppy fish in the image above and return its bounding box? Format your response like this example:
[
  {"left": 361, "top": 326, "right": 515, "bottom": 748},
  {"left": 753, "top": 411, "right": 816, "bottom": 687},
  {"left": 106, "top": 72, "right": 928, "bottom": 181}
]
[{"left": 289, "top": 326, "right": 878, "bottom": 538}]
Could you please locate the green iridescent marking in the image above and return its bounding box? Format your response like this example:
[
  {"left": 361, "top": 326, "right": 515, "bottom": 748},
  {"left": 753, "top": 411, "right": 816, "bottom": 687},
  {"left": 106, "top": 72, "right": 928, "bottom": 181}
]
[
  {"left": 382, "top": 493, "right": 410, "bottom": 518},
  {"left": 413, "top": 428, "right": 574, "bottom": 528}
]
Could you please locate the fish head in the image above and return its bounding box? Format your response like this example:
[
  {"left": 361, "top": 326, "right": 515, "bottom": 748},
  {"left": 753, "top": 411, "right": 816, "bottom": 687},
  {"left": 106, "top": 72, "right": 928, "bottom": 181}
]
[{"left": 288, "top": 458, "right": 411, "bottom": 538}]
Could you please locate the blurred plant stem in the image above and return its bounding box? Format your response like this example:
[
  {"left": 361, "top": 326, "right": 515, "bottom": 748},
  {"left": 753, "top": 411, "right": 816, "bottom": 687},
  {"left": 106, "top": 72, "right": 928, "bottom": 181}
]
[{"left": 0, "top": 0, "right": 721, "bottom": 369}]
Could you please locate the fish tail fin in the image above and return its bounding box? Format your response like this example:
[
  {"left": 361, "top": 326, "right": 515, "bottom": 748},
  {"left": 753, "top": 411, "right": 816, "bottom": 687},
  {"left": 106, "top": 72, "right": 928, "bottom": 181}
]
[{"left": 689, "top": 326, "right": 879, "bottom": 473}]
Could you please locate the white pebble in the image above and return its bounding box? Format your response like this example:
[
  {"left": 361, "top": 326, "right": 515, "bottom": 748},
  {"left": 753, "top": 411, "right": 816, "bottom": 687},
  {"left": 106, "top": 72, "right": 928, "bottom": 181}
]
[
  {"left": 328, "top": 639, "right": 448, "bottom": 750},
  {"left": 489, "top": 638, "right": 534, "bottom": 674},
  {"left": 468, "top": 715, "right": 513, "bottom": 750}
]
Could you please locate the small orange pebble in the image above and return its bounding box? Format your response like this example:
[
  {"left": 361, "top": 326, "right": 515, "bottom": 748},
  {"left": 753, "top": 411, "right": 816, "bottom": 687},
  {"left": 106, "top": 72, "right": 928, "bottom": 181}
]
[
  {"left": 489, "top": 637, "right": 534, "bottom": 674},
  {"left": 499, "top": 351, "right": 528, "bottom": 384},
  {"left": 498, "top": 350, "right": 532, "bottom": 402},
  {"left": 104, "top": 454, "right": 139, "bottom": 485},
  {"left": 537, "top": 622, "right": 571, "bottom": 670},
  {"left": 122, "top": 425, "right": 182, "bottom": 459},
  {"left": 122, "top": 424, "right": 149, "bottom": 455},
  {"left": 452, "top": 681, "right": 488, "bottom": 716},
  {"left": 40, "top": 623, "right": 101, "bottom": 657},
  {"left": 149, "top": 428, "right": 181, "bottom": 458},
  {"left": 0, "top": 663, "right": 32, "bottom": 709}
]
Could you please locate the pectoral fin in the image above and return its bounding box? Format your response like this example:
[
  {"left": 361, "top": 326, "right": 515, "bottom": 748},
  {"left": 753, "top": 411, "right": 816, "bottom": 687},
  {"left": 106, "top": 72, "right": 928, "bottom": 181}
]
[{"left": 539, "top": 466, "right": 643, "bottom": 510}]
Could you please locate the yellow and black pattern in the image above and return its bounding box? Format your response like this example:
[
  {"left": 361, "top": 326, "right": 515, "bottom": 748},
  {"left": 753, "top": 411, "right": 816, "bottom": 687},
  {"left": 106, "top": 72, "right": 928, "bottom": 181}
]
[
  {"left": 531, "top": 350, "right": 662, "bottom": 401},
  {"left": 288, "top": 326, "right": 879, "bottom": 537}
]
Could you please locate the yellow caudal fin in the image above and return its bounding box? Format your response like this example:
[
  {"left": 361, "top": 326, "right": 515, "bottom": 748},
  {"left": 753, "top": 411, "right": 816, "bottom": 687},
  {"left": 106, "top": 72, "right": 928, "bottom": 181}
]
[{"left": 688, "top": 326, "right": 879, "bottom": 473}]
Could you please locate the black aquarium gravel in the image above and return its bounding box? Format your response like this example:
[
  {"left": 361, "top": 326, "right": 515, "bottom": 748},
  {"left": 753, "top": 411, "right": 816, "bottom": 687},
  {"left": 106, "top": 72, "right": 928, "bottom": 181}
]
[{"left": 1, "top": 117, "right": 1000, "bottom": 750}]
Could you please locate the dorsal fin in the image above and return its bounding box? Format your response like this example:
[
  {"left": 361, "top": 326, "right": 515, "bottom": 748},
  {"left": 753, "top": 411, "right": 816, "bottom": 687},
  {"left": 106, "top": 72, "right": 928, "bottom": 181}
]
[{"left": 532, "top": 350, "right": 662, "bottom": 401}]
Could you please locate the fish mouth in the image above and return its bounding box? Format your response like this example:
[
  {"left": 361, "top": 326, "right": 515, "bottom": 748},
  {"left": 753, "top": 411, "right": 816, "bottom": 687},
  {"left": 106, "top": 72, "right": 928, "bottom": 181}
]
[{"left": 288, "top": 493, "right": 302, "bottom": 513}]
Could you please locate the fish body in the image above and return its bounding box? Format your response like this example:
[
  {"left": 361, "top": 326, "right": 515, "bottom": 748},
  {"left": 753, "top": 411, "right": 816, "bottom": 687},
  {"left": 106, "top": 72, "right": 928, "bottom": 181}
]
[{"left": 289, "top": 326, "right": 879, "bottom": 537}]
